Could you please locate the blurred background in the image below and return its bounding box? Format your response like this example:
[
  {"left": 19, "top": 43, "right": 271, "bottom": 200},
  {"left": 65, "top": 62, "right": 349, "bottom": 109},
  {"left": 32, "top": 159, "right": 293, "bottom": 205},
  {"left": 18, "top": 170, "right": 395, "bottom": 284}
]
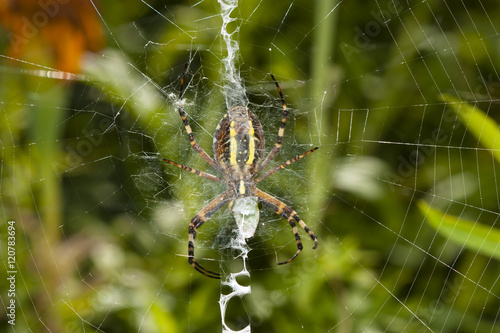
[{"left": 1, "top": 0, "right": 500, "bottom": 332}]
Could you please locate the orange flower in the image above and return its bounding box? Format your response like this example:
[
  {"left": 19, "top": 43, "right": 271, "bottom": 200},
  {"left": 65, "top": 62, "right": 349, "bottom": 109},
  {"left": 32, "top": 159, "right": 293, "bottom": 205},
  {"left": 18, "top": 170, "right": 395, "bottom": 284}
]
[{"left": 0, "top": 0, "right": 105, "bottom": 73}]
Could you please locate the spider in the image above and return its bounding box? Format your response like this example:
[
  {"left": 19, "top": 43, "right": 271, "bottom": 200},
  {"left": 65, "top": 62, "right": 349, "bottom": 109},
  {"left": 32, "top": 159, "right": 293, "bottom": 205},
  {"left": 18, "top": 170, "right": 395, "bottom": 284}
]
[{"left": 163, "top": 65, "right": 318, "bottom": 279}]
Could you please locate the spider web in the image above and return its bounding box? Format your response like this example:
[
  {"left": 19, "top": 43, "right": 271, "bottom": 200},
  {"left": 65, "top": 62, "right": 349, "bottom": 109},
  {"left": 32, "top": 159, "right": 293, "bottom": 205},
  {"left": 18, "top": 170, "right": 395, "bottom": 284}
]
[{"left": 1, "top": 0, "right": 500, "bottom": 332}]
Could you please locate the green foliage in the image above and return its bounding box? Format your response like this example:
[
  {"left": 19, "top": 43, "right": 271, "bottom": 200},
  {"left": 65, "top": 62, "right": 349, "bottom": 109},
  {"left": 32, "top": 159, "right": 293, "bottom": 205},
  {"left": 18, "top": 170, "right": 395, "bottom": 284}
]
[
  {"left": 441, "top": 94, "right": 500, "bottom": 163},
  {"left": 422, "top": 96, "right": 500, "bottom": 260},
  {"left": 419, "top": 200, "right": 500, "bottom": 260}
]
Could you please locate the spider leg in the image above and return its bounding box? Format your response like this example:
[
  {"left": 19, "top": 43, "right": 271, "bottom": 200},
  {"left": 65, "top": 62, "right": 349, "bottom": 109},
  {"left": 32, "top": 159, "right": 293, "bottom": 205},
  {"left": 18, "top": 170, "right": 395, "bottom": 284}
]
[
  {"left": 253, "top": 188, "right": 317, "bottom": 265},
  {"left": 255, "top": 147, "right": 318, "bottom": 183},
  {"left": 163, "top": 158, "right": 222, "bottom": 182},
  {"left": 188, "top": 192, "right": 229, "bottom": 279},
  {"left": 258, "top": 74, "right": 289, "bottom": 172},
  {"left": 178, "top": 64, "right": 223, "bottom": 172}
]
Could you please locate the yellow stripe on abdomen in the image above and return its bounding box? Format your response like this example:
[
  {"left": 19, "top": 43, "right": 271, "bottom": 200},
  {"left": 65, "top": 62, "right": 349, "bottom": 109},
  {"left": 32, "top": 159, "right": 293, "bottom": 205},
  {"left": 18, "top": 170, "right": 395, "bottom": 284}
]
[
  {"left": 229, "top": 121, "right": 237, "bottom": 165},
  {"left": 246, "top": 120, "right": 256, "bottom": 165}
]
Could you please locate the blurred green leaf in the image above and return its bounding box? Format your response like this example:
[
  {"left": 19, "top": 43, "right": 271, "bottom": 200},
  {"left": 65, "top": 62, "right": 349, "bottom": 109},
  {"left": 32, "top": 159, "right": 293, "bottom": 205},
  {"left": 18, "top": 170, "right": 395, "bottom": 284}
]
[
  {"left": 441, "top": 94, "right": 500, "bottom": 164},
  {"left": 418, "top": 200, "right": 500, "bottom": 260}
]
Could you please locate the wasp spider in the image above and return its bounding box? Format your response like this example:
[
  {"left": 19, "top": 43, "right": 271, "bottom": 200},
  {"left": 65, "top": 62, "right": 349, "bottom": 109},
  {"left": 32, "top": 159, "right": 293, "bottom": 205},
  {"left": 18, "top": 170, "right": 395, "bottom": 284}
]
[{"left": 164, "top": 65, "right": 318, "bottom": 278}]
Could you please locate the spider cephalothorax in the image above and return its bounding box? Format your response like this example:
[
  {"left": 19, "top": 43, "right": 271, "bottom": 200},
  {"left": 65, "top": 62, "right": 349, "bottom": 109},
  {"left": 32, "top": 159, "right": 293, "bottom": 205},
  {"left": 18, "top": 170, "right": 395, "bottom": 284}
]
[{"left": 163, "top": 66, "right": 318, "bottom": 278}]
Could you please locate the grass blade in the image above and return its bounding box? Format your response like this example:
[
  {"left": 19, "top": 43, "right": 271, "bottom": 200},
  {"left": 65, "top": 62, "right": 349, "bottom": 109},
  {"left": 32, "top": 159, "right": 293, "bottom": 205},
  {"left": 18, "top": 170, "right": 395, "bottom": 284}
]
[
  {"left": 418, "top": 200, "right": 500, "bottom": 260},
  {"left": 441, "top": 94, "right": 500, "bottom": 163}
]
